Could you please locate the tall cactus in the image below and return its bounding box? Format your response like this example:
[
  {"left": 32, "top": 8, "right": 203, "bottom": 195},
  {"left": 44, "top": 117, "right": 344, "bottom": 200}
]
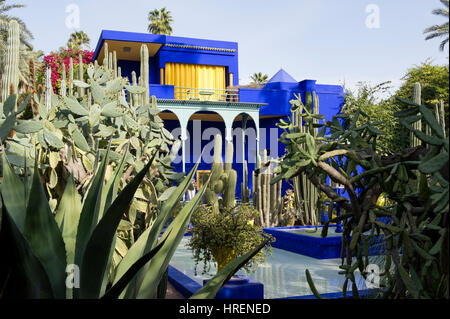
[
  {"left": 437, "top": 100, "right": 447, "bottom": 138},
  {"left": 411, "top": 82, "right": 422, "bottom": 147},
  {"left": 78, "top": 53, "right": 84, "bottom": 97},
  {"left": 141, "top": 44, "right": 150, "bottom": 105},
  {"left": 68, "top": 57, "right": 74, "bottom": 96},
  {"left": 252, "top": 150, "right": 283, "bottom": 227},
  {"left": 1, "top": 20, "right": 20, "bottom": 103},
  {"left": 60, "top": 63, "right": 67, "bottom": 97},
  {"left": 241, "top": 159, "right": 250, "bottom": 203},
  {"left": 291, "top": 91, "right": 319, "bottom": 226},
  {"left": 201, "top": 134, "right": 237, "bottom": 213}
]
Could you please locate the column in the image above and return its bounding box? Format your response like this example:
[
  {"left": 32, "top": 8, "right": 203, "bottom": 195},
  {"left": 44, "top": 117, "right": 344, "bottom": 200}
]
[
  {"left": 160, "top": 68, "right": 164, "bottom": 85},
  {"left": 241, "top": 114, "right": 249, "bottom": 184}
]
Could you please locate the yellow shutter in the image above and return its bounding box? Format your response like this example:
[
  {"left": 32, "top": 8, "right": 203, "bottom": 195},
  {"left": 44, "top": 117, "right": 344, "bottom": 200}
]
[{"left": 165, "top": 62, "right": 225, "bottom": 100}]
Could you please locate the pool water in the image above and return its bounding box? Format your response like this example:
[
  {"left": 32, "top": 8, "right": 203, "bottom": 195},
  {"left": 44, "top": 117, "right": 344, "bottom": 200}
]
[{"left": 170, "top": 237, "right": 384, "bottom": 299}]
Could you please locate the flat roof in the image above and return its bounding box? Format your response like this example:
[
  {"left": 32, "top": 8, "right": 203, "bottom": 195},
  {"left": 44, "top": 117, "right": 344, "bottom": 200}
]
[{"left": 93, "top": 30, "right": 238, "bottom": 62}]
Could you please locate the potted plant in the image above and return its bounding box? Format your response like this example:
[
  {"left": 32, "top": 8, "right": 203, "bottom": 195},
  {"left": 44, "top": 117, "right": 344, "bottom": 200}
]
[{"left": 188, "top": 203, "right": 273, "bottom": 276}]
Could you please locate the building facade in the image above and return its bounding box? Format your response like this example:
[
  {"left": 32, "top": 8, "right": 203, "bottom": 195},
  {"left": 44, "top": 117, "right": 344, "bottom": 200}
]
[{"left": 93, "top": 30, "right": 346, "bottom": 197}]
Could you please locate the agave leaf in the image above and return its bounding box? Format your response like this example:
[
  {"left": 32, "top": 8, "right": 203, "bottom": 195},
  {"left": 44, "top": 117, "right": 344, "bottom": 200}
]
[
  {"left": 115, "top": 160, "right": 200, "bottom": 298},
  {"left": 74, "top": 148, "right": 110, "bottom": 278},
  {"left": 98, "top": 147, "right": 128, "bottom": 219},
  {"left": 136, "top": 172, "right": 210, "bottom": 299},
  {"left": 54, "top": 175, "right": 82, "bottom": 266},
  {"left": 23, "top": 161, "right": 67, "bottom": 299},
  {"left": 1, "top": 152, "right": 27, "bottom": 231},
  {"left": 190, "top": 238, "right": 270, "bottom": 299},
  {"left": 1, "top": 204, "right": 54, "bottom": 298},
  {"left": 101, "top": 234, "right": 169, "bottom": 299},
  {"left": 79, "top": 150, "right": 158, "bottom": 298}
]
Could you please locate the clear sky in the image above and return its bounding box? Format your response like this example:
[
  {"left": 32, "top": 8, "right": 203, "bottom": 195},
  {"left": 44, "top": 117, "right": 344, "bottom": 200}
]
[{"left": 10, "top": 0, "right": 449, "bottom": 94}]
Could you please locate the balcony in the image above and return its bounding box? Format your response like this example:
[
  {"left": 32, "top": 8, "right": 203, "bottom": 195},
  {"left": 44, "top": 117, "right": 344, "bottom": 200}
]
[{"left": 149, "top": 84, "right": 240, "bottom": 103}]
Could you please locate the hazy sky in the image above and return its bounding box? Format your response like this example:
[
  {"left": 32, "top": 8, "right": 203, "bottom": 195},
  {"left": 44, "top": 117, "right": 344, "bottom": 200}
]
[{"left": 11, "top": 0, "right": 449, "bottom": 94}]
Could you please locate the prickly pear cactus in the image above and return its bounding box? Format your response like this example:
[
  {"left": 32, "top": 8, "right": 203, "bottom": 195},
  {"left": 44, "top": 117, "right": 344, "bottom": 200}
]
[{"left": 2, "top": 54, "right": 181, "bottom": 222}]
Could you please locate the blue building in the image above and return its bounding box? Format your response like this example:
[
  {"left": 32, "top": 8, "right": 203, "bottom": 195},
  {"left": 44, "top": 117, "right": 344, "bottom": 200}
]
[{"left": 93, "top": 30, "right": 346, "bottom": 197}]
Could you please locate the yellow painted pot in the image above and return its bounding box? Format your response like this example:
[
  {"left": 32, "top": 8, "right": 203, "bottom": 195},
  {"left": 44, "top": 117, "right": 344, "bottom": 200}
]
[
  {"left": 211, "top": 246, "right": 237, "bottom": 273},
  {"left": 376, "top": 193, "right": 387, "bottom": 207}
]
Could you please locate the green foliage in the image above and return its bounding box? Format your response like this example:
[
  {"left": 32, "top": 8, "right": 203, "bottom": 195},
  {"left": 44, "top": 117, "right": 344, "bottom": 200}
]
[
  {"left": 276, "top": 86, "right": 449, "bottom": 299},
  {"left": 396, "top": 61, "right": 449, "bottom": 134},
  {"left": 188, "top": 204, "right": 273, "bottom": 276},
  {"left": 250, "top": 72, "right": 269, "bottom": 85},
  {"left": 423, "top": 0, "right": 449, "bottom": 51},
  {"left": 341, "top": 81, "right": 404, "bottom": 155},
  {"left": 147, "top": 7, "right": 173, "bottom": 35},
  {"left": 67, "top": 31, "right": 90, "bottom": 50}
]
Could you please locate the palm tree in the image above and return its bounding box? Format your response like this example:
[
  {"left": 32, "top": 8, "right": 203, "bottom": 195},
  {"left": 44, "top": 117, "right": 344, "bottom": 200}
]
[
  {"left": 147, "top": 7, "right": 173, "bottom": 35},
  {"left": 424, "top": 0, "right": 449, "bottom": 51},
  {"left": 250, "top": 72, "right": 269, "bottom": 85},
  {"left": 67, "top": 30, "right": 90, "bottom": 50}
]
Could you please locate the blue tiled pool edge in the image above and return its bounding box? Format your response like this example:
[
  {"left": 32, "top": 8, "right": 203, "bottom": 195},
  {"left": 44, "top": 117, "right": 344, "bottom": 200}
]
[
  {"left": 263, "top": 226, "right": 385, "bottom": 259},
  {"left": 168, "top": 264, "right": 379, "bottom": 299},
  {"left": 168, "top": 265, "right": 201, "bottom": 298},
  {"left": 263, "top": 226, "right": 341, "bottom": 259}
]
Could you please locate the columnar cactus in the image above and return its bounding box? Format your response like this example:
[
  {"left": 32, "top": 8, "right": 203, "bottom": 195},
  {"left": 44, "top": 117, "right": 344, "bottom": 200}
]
[
  {"left": 290, "top": 91, "right": 320, "bottom": 225},
  {"left": 252, "top": 150, "right": 283, "bottom": 227},
  {"left": 411, "top": 82, "right": 422, "bottom": 147},
  {"left": 436, "top": 100, "right": 447, "bottom": 138},
  {"left": 141, "top": 44, "right": 150, "bottom": 105},
  {"left": 69, "top": 57, "right": 74, "bottom": 96},
  {"left": 1, "top": 20, "right": 20, "bottom": 103},
  {"left": 78, "top": 53, "right": 84, "bottom": 97},
  {"left": 60, "top": 63, "right": 67, "bottom": 97},
  {"left": 241, "top": 159, "right": 250, "bottom": 203},
  {"left": 202, "top": 134, "right": 237, "bottom": 213}
]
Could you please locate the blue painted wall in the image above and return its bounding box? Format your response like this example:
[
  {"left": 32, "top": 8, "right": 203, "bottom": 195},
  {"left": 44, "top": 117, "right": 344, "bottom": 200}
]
[{"left": 93, "top": 30, "right": 239, "bottom": 86}]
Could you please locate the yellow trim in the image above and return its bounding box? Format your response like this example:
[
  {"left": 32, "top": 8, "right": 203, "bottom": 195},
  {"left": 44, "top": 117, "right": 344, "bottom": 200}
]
[{"left": 160, "top": 68, "right": 164, "bottom": 85}]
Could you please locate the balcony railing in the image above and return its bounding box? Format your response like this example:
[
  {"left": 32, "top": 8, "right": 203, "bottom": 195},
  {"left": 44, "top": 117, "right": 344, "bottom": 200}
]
[{"left": 173, "top": 87, "right": 239, "bottom": 102}]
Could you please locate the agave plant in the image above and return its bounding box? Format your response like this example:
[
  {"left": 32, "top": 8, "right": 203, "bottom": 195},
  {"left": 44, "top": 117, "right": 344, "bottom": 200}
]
[{"left": 0, "top": 142, "right": 267, "bottom": 299}]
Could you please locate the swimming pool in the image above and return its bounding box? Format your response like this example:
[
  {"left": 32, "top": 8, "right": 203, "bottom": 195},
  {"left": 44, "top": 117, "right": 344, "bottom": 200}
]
[{"left": 170, "top": 236, "right": 384, "bottom": 299}]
